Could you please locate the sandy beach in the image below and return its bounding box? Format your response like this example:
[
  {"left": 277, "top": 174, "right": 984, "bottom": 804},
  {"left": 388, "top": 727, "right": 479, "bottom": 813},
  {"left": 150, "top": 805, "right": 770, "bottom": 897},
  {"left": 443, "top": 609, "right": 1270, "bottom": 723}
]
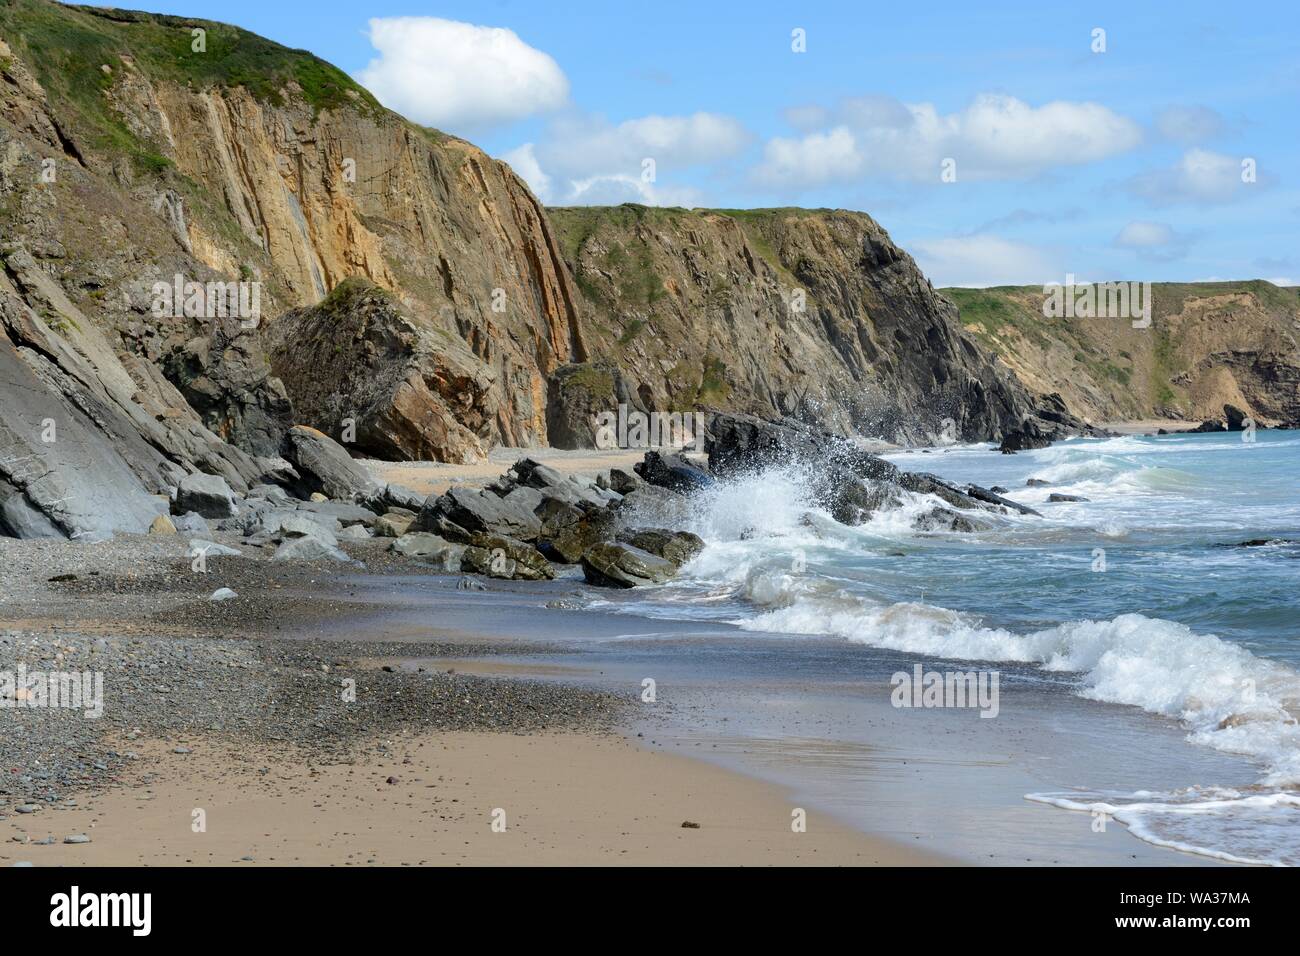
[
  {"left": 8, "top": 731, "right": 940, "bottom": 866},
  {"left": 0, "top": 445, "right": 946, "bottom": 866}
]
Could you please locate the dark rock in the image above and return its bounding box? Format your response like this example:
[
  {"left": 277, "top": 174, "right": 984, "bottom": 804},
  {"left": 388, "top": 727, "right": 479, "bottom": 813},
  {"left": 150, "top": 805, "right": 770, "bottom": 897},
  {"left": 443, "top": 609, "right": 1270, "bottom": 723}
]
[
  {"left": 964, "top": 483, "right": 1041, "bottom": 517},
  {"left": 1026, "top": 478, "right": 1050, "bottom": 487},
  {"left": 541, "top": 509, "right": 620, "bottom": 564},
  {"left": 282, "top": 425, "right": 380, "bottom": 500},
  {"left": 607, "top": 468, "right": 641, "bottom": 495},
  {"left": 581, "top": 541, "right": 677, "bottom": 588},
  {"left": 913, "top": 507, "right": 981, "bottom": 533},
  {"left": 634, "top": 450, "right": 712, "bottom": 492},
  {"left": 828, "top": 479, "right": 903, "bottom": 526},
  {"left": 617, "top": 528, "right": 705, "bottom": 565},
  {"left": 419, "top": 486, "right": 542, "bottom": 542},
  {"left": 1224, "top": 403, "right": 1250, "bottom": 431},
  {"left": 546, "top": 362, "right": 646, "bottom": 450},
  {"left": 1047, "top": 493, "right": 1089, "bottom": 503},
  {"left": 463, "top": 534, "right": 555, "bottom": 580}
]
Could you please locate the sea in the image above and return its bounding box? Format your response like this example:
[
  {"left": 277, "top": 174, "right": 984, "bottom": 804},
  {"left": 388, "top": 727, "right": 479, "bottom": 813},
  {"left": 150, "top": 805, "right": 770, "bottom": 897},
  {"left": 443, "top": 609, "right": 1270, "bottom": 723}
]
[{"left": 577, "top": 429, "right": 1300, "bottom": 865}]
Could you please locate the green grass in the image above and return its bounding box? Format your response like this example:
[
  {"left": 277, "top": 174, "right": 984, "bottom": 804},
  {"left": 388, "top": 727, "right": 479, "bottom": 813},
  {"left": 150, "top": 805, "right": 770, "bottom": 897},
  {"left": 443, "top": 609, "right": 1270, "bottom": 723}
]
[{"left": 0, "top": 0, "right": 385, "bottom": 173}]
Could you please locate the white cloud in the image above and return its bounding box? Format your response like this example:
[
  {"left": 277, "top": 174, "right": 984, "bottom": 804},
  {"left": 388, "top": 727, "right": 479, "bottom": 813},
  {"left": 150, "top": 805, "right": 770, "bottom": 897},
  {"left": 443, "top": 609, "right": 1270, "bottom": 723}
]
[
  {"left": 1155, "top": 105, "right": 1226, "bottom": 144},
  {"left": 501, "top": 143, "right": 552, "bottom": 201},
  {"left": 502, "top": 111, "right": 749, "bottom": 205},
  {"left": 1114, "top": 221, "right": 1175, "bottom": 248},
  {"left": 754, "top": 93, "right": 1142, "bottom": 187},
  {"left": 357, "top": 17, "right": 568, "bottom": 130},
  {"left": 1129, "top": 148, "right": 1257, "bottom": 205},
  {"left": 912, "top": 235, "right": 1059, "bottom": 288},
  {"left": 753, "top": 126, "right": 861, "bottom": 188},
  {"left": 1113, "top": 221, "right": 1191, "bottom": 261}
]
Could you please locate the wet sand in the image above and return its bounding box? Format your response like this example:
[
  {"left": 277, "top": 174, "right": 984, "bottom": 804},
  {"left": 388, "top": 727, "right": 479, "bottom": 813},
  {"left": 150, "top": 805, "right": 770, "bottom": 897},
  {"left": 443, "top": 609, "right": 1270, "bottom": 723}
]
[{"left": 7, "top": 732, "right": 945, "bottom": 866}]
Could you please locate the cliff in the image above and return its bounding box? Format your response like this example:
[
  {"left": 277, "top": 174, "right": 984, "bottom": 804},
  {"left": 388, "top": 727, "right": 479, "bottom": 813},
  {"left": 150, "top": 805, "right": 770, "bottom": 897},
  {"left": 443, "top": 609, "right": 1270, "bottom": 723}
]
[{"left": 949, "top": 281, "right": 1300, "bottom": 425}]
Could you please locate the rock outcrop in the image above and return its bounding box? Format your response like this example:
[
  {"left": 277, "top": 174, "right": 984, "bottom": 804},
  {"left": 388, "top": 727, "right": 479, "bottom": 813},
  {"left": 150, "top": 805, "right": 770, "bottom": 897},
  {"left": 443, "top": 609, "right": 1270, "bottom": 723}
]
[{"left": 548, "top": 205, "right": 1051, "bottom": 445}]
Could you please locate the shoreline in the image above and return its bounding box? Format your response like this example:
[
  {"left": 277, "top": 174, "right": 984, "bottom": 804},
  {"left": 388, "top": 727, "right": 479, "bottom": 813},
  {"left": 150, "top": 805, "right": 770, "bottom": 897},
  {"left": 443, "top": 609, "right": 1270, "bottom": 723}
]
[{"left": 0, "top": 532, "right": 946, "bottom": 866}]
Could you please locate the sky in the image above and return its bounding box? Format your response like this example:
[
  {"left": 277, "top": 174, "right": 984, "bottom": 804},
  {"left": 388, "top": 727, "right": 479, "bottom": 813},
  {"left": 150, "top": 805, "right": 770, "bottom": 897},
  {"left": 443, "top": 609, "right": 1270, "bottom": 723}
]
[{"left": 130, "top": 0, "right": 1299, "bottom": 287}]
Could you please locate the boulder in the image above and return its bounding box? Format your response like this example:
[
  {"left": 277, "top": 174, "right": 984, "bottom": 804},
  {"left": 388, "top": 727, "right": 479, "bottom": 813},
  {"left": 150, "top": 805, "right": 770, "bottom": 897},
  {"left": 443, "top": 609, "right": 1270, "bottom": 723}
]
[
  {"left": 616, "top": 528, "right": 705, "bottom": 566},
  {"left": 172, "top": 512, "right": 209, "bottom": 534},
  {"left": 1224, "top": 403, "right": 1250, "bottom": 431},
  {"left": 149, "top": 515, "right": 177, "bottom": 535},
  {"left": 828, "top": 479, "right": 903, "bottom": 526},
  {"left": 463, "top": 534, "right": 555, "bottom": 581},
  {"left": 374, "top": 512, "right": 416, "bottom": 537},
  {"left": 272, "top": 536, "right": 354, "bottom": 563},
  {"left": 419, "top": 486, "right": 542, "bottom": 542},
  {"left": 1047, "top": 493, "right": 1089, "bottom": 503},
  {"left": 912, "top": 507, "right": 982, "bottom": 533},
  {"left": 607, "top": 468, "right": 641, "bottom": 495},
  {"left": 294, "top": 499, "right": 378, "bottom": 527},
  {"left": 545, "top": 362, "right": 645, "bottom": 449},
  {"left": 175, "top": 473, "right": 239, "bottom": 519},
  {"left": 282, "top": 425, "right": 380, "bottom": 500},
  {"left": 541, "top": 509, "right": 620, "bottom": 564},
  {"left": 634, "top": 450, "right": 712, "bottom": 493},
  {"left": 278, "top": 512, "right": 338, "bottom": 545},
  {"left": 581, "top": 542, "right": 678, "bottom": 588},
  {"left": 389, "top": 532, "right": 466, "bottom": 570}
]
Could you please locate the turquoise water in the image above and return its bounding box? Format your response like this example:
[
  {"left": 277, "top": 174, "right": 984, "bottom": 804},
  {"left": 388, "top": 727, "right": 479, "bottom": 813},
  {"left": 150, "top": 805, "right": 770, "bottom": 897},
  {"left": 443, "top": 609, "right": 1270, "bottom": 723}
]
[{"left": 602, "top": 430, "right": 1300, "bottom": 865}]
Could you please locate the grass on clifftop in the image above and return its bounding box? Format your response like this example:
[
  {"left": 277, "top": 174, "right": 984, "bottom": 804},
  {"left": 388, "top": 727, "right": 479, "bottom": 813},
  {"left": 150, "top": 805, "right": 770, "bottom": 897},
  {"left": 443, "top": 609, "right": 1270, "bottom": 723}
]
[{"left": 0, "top": 0, "right": 383, "bottom": 164}]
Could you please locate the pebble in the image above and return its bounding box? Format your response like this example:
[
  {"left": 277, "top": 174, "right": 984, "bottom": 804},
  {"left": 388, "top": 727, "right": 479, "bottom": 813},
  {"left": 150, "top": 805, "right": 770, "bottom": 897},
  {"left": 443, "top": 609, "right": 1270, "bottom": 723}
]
[{"left": 63, "top": 834, "right": 91, "bottom": 844}]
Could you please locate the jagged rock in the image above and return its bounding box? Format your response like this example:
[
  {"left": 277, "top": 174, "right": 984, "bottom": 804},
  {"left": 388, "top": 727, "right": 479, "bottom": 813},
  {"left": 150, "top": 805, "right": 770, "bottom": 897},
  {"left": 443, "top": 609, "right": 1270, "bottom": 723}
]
[
  {"left": 510, "top": 458, "right": 609, "bottom": 508},
  {"left": 247, "top": 483, "right": 292, "bottom": 503},
  {"left": 266, "top": 280, "right": 498, "bottom": 463},
  {"left": 0, "top": 480, "right": 64, "bottom": 539},
  {"left": 540, "top": 509, "right": 620, "bottom": 564},
  {"left": 1026, "top": 479, "right": 1050, "bottom": 487},
  {"left": 149, "top": 515, "right": 177, "bottom": 535},
  {"left": 272, "top": 536, "right": 354, "bottom": 563},
  {"left": 964, "top": 484, "right": 1041, "bottom": 517},
  {"left": 536, "top": 498, "right": 584, "bottom": 538},
  {"left": 282, "top": 426, "right": 379, "bottom": 500},
  {"left": 278, "top": 512, "right": 338, "bottom": 545},
  {"left": 1224, "top": 403, "right": 1250, "bottom": 431},
  {"left": 389, "top": 532, "right": 465, "bottom": 570},
  {"left": 829, "top": 479, "right": 903, "bottom": 526},
  {"left": 463, "top": 534, "right": 555, "bottom": 580},
  {"left": 581, "top": 542, "right": 678, "bottom": 588},
  {"left": 294, "top": 500, "right": 378, "bottom": 527},
  {"left": 634, "top": 450, "right": 712, "bottom": 493},
  {"left": 338, "top": 524, "right": 371, "bottom": 540},
  {"left": 175, "top": 473, "right": 239, "bottom": 518},
  {"left": 607, "top": 468, "right": 641, "bottom": 495},
  {"left": 374, "top": 511, "right": 416, "bottom": 537},
  {"left": 419, "top": 486, "right": 542, "bottom": 542},
  {"left": 1187, "top": 419, "right": 1226, "bottom": 433},
  {"left": 545, "top": 363, "right": 648, "bottom": 450},
  {"left": 172, "top": 512, "right": 209, "bottom": 534},
  {"left": 616, "top": 528, "right": 705, "bottom": 566},
  {"left": 913, "top": 507, "right": 981, "bottom": 533},
  {"left": 1047, "top": 493, "right": 1089, "bottom": 503},
  {"left": 898, "top": 473, "right": 986, "bottom": 511}
]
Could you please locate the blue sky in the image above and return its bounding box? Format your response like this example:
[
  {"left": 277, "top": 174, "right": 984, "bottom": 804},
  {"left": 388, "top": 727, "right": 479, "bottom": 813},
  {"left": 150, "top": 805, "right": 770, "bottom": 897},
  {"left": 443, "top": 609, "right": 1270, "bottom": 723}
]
[{"left": 135, "top": 0, "right": 1298, "bottom": 287}]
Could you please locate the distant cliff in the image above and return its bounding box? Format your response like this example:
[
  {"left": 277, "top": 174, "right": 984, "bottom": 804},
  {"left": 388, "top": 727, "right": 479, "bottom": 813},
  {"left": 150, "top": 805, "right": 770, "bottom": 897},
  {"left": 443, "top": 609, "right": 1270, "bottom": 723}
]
[{"left": 948, "top": 282, "right": 1300, "bottom": 425}]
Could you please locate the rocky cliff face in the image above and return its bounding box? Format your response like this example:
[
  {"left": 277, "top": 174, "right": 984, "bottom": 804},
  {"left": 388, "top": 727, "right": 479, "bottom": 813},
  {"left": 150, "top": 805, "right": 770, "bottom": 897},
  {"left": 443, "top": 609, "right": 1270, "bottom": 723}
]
[
  {"left": 547, "top": 205, "right": 1043, "bottom": 445},
  {"left": 0, "top": 1, "right": 1087, "bottom": 539},
  {"left": 949, "top": 282, "right": 1300, "bottom": 425}
]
